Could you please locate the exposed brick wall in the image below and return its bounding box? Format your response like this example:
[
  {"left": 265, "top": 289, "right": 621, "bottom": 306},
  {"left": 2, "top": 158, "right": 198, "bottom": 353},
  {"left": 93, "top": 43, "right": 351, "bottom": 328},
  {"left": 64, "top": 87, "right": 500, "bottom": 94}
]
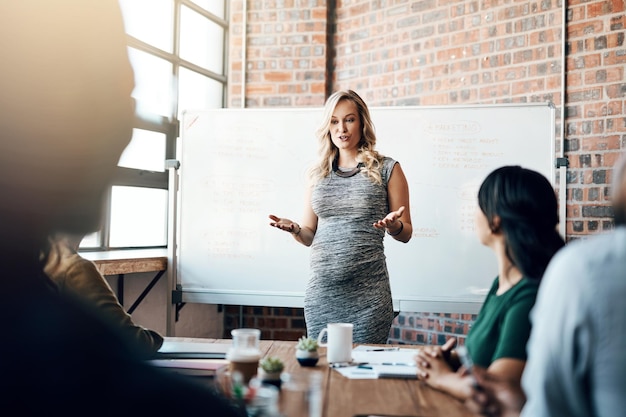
[
  {"left": 388, "top": 312, "right": 478, "bottom": 346},
  {"left": 222, "top": 305, "right": 477, "bottom": 346},
  {"left": 223, "top": 305, "right": 307, "bottom": 341},
  {"left": 332, "top": 0, "right": 563, "bottom": 107},
  {"left": 563, "top": 1, "right": 625, "bottom": 236},
  {"left": 227, "top": 0, "right": 329, "bottom": 108},
  {"left": 224, "top": 1, "right": 626, "bottom": 344}
]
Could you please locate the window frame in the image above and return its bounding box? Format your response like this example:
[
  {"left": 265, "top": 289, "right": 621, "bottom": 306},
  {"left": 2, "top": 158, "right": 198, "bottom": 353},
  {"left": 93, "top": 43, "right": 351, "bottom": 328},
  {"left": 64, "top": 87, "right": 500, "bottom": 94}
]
[{"left": 82, "top": 0, "right": 228, "bottom": 252}]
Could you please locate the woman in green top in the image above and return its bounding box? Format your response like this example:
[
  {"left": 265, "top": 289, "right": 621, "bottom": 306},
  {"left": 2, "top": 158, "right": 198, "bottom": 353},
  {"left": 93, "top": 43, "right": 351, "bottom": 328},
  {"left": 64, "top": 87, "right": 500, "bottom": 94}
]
[{"left": 415, "top": 165, "right": 565, "bottom": 401}]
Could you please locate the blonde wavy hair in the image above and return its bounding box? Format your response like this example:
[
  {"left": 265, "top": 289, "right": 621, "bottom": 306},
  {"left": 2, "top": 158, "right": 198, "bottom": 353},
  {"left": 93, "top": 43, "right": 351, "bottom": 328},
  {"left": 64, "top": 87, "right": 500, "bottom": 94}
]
[{"left": 309, "top": 90, "right": 385, "bottom": 185}]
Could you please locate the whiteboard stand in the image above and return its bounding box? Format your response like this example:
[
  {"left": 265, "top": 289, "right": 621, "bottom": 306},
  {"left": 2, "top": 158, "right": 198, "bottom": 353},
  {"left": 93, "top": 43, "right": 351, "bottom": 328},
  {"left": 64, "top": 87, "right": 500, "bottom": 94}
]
[
  {"left": 165, "top": 159, "right": 180, "bottom": 336},
  {"left": 556, "top": 157, "right": 569, "bottom": 239}
]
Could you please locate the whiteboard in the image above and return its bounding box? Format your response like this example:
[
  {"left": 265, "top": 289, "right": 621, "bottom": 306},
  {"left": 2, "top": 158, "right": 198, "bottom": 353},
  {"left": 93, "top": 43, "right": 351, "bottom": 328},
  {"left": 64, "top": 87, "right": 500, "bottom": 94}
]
[{"left": 173, "top": 103, "right": 557, "bottom": 313}]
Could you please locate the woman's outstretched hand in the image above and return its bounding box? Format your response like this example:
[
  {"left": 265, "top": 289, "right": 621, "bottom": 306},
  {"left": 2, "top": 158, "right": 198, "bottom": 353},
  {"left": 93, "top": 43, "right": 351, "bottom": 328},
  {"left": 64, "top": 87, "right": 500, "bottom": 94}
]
[
  {"left": 269, "top": 214, "right": 300, "bottom": 235},
  {"left": 373, "top": 205, "right": 405, "bottom": 231}
]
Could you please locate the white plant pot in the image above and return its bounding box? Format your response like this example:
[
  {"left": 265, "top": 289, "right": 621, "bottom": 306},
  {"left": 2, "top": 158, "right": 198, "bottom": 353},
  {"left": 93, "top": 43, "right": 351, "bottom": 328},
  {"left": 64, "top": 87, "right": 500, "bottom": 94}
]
[{"left": 295, "top": 349, "right": 319, "bottom": 367}]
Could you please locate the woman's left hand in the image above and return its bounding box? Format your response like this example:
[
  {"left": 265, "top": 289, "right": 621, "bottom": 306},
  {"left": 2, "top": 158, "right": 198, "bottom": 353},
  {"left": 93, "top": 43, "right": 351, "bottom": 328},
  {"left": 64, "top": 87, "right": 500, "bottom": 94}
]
[
  {"left": 415, "top": 345, "right": 455, "bottom": 390},
  {"left": 373, "top": 206, "right": 405, "bottom": 231}
]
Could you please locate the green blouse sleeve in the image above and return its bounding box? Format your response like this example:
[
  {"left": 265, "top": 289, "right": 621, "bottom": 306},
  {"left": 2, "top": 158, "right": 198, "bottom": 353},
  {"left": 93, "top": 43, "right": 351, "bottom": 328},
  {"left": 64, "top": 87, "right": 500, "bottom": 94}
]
[{"left": 491, "top": 288, "right": 537, "bottom": 362}]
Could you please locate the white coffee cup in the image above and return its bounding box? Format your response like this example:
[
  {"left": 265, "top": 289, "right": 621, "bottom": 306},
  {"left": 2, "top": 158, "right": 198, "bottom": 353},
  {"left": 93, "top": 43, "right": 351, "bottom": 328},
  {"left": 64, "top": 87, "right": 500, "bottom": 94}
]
[{"left": 316, "top": 323, "right": 353, "bottom": 363}]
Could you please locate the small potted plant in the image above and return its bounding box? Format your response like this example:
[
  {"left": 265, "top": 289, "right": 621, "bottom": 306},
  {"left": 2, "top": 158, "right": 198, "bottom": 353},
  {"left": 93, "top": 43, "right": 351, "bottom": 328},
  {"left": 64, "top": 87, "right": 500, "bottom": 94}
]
[
  {"left": 295, "top": 335, "right": 319, "bottom": 367},
  {"left": 257, "top": 356, "right": 284, "bottom": 388}
]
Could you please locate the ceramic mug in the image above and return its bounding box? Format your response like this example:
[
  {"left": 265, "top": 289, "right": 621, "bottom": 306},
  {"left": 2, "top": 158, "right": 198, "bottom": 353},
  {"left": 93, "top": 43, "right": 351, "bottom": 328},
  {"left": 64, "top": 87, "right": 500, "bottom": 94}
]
[{"left": 316, "top": 323, "right": 353, "bottom": 363}]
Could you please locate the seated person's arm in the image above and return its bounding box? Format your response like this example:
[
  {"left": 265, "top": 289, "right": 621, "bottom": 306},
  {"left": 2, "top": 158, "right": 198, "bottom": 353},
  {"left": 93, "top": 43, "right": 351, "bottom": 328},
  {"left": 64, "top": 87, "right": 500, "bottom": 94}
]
[
  {"left": 486, "top": 295, "right": 535, "bottom": 384},
  {"left": 44, "top": 235, "right": 164, "bottom": 357},
  {"left": 417, "top": 294, "right": 534, "bottom": 401}
]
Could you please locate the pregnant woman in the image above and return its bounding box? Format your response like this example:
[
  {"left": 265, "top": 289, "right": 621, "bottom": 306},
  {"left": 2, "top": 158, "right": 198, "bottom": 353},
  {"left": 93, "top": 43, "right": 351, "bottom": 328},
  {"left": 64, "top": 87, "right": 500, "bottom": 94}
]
[{"left": 269, "top": 90, "right": 412, "bottom": 344}]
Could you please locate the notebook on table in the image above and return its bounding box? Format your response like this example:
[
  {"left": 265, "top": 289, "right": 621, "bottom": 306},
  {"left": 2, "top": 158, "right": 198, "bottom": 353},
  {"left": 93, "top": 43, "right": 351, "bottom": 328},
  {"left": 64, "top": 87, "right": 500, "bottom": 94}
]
[
  {"left": 153, "top": 339, "right": 232, "bottom": 359},
  {"left": 149, "top": 358, "right": 229, "bottom": 377},
  {"left": 333, "top": 346, "right": 419, "bottom": 379}
]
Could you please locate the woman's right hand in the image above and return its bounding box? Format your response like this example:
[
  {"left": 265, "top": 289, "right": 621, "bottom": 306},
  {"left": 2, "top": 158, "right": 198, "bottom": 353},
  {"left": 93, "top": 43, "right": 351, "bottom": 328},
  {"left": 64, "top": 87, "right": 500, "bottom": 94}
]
[{"left": 268, "top": 214, "right": 300, "bottom": 235}]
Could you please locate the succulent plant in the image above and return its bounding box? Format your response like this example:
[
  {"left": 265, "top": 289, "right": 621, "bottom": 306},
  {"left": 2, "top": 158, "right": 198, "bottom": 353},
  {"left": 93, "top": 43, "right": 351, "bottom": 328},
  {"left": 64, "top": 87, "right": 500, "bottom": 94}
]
[
  {"left": 296, "top": 336, "right": 319, "bottom": 352},
  {"left": 259, "top": 356, "right": 284, "bottom": 373}
]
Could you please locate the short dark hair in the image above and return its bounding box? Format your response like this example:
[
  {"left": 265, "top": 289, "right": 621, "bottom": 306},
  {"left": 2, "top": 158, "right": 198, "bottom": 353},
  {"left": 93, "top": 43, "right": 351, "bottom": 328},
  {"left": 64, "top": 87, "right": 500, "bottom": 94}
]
[{"left": 478, "top": 165, "right": 565, "bottom": 280}]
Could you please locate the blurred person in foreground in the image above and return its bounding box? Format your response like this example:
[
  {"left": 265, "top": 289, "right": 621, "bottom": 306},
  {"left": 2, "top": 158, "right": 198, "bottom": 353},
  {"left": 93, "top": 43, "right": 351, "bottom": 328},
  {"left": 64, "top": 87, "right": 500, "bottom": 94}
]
[
  {"left": 0, "top": 2, "right": 240, "bottom": 415},
  {"left": 465, "top": 155, "right": 626, "bottom": 417},
  {"left": 43, "top": 233, "right": 164, "bottom": 357}
]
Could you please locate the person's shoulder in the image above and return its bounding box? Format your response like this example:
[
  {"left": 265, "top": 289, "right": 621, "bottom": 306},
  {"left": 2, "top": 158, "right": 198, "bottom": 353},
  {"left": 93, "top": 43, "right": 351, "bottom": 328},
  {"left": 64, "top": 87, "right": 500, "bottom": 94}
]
[
  {"left": 541, "top": 228, "right": 626, "bottom": 295},
  {"left": 552, "top": 228, "right": 626, "bottom": 268},
  {"left": 382, "top": 156, "right": 397, "bottom": 165},
  {"left": 507, "top": 277, "right": 540, "bottom": 303},
  {"left": 517, "top": 277, "right": 540, "bottom": 291},
  {"left": 380, "top": 156, "right": 398, "bottom": 172}
]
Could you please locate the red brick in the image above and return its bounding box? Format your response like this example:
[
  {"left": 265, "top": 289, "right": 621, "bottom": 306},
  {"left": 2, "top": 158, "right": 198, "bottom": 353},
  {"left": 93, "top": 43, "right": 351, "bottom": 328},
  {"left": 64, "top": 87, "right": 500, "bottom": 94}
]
[
  {"left": 312, "top": 8, "right": 326, "bottom": 20},
  {"left": 247, "top": 85, "right": 275, "bottom": 95},
  {"left": 604, "top": 151, "right": 624, "bottom": 167},
  {"left": 567, "top": 204, "right": 582, "bottom": 218},
  {"left": 567, "top": 87, "right": 603, "bottom": 102},
  {"left": 584, "top": 53, "right": 603, "bottom": 68},
  {"left": 582, "top": 135, "right": 621, "bottom": 151},
  {"left": 610, "top": 14, "right": 626, "bottom": 30},
  {"left": 567, "top": 72, "right": 583, "bottom": 87},
  {"left": 569, "top": 5, "right": 586, "bottom": 22},
  {"left": 604, "top": 51, "right": 626, "bottom": 65},
  {"left": 263, "top": 72, "right": 293, "bottom": 82},
  {"left": 605, "top": 117, "right": 626, "bottom": 132},
  {"left": 512, "top": 79, "right": 545, "bottom": 95},
  {"left": 545, "top": 75, "right": 561, "bottom": 90},
  {"left": 584, "top": 101, "right": 622, "bottom": 117},
  {"left": 568, "top": 20, "right": 604, "bottom": 38},
  {"left": 606, "top": 32, "right": 625, "bottom": 48},
  {"left": 436, "top": 46, "right": 467, "bottom": 62},
  {"left": 296, "top": 21, "right": 326, "bottom": 32},
  {"left": 588, "top": 0, "right": 625, "bottom": 17}
]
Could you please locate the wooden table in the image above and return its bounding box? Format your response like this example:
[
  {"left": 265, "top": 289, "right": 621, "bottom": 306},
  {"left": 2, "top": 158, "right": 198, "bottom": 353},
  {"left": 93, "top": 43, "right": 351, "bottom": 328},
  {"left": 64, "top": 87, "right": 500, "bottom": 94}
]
[
  {"left": 81, "top": 248, "right": 168, "bottom": 314},
  {"left": 167, "top": 337, "right": 479, "bottom": 417}
]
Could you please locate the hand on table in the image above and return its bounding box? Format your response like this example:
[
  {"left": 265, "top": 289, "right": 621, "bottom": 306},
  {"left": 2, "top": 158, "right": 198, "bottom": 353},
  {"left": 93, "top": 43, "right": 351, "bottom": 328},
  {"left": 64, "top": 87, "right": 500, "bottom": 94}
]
[
  {"left": 415, "top": 337, "right": 457, "bottom": 387},
  {"left": 464, "top": 366, "right": 524, "bottom": 417}
]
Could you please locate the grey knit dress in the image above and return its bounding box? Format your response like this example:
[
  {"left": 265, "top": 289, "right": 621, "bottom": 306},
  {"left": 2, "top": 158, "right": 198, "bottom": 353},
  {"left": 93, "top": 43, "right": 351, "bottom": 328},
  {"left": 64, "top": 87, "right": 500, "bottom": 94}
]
[{"left": 306, "top": 157, "right": 397, "bottom": 344}]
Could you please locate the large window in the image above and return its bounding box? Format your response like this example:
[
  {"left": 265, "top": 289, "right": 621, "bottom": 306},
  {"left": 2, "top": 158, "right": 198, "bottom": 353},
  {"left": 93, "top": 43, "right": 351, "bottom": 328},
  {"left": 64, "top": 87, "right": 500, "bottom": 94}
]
[{"left": 81, "top": 0, "right": 228, "bottom": 250}]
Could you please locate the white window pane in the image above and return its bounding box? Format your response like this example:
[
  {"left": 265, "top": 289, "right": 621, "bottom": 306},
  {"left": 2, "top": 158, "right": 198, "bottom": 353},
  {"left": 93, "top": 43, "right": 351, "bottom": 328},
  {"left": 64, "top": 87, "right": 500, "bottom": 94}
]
[
  {"left": 190, "top": 0, "right": 225, "bottom": 19},
  {"left": 110, "top": 186, "right": 168, "bottom": 248},
  {"left": 180, "top": 6, "right": 225, "bottom": 74},
  {"left": 178, "top": 67, "right": 224, "bottom": 117},
  {"left": 118, "top": 129, "right": 166, "bottom": 172},
  {"left": 128, "top": 47, "right": 173, "bottom": 118},
  {"left": 79, "top": 231, "right": 100, "bottom": 249},
  {"left": 119, "top": 0, "right": 174, "bottom": 52}
]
